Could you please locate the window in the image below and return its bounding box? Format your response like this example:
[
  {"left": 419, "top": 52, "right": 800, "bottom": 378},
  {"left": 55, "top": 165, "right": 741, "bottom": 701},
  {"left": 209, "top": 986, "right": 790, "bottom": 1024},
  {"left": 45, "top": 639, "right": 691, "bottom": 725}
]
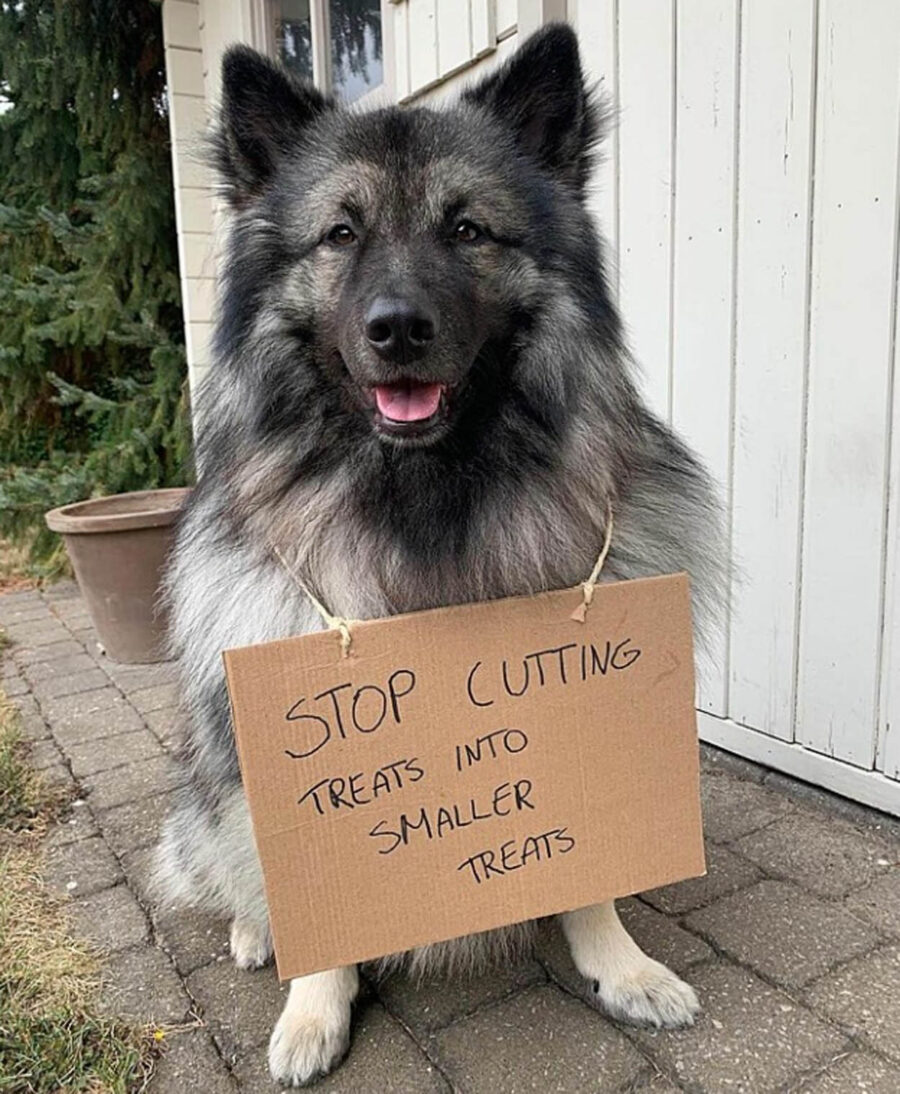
[{"left": 268, "top": 0, "right": 385, "bottom": 103}]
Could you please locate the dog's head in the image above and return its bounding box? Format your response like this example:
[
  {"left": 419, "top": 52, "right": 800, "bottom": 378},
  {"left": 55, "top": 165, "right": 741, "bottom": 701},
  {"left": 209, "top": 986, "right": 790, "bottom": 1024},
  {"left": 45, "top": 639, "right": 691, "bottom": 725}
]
[{"left": 213, "top": 25, "right": 614, "bottom": 454}]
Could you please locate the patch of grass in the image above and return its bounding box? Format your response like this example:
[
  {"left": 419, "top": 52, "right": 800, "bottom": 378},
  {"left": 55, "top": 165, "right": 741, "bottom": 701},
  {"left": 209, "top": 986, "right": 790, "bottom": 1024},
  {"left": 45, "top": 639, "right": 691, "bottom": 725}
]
[
  {"left": 0, "top": 538, "right": 39, "bottom": 594},
  {"left": 0, "top": 696, "right": 65, "bottom": 833},
  {"left": 0, "top": 687, "right": 156, "bottom": 1092}
]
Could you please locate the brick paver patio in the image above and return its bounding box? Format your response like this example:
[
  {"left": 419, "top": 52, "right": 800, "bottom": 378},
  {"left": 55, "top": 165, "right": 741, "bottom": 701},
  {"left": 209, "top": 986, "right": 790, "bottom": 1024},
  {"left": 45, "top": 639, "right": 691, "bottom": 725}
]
[{"left": 2, "top": 580, "right": 900, "bottom": 1092}]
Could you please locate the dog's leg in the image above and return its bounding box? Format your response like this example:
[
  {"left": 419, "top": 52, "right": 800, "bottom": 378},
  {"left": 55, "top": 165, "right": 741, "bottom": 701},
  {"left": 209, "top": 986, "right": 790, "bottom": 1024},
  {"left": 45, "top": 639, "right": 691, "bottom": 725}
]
[
  {"left": 229, "top": 914, "right": 273, "bottom": 970},
  {"left": 268, "top": 965, "right": 359, "bottom": 1086},
  {"left": 560, "top": 900, "right": 699, "bottom": 1028}
]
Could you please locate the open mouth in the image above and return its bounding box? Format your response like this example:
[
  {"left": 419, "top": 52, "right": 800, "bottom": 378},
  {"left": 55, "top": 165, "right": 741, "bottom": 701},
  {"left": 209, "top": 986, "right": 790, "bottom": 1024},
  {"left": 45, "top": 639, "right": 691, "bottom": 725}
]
[{"left": 371, "top": 379, "right": 449, "bottom": 438}]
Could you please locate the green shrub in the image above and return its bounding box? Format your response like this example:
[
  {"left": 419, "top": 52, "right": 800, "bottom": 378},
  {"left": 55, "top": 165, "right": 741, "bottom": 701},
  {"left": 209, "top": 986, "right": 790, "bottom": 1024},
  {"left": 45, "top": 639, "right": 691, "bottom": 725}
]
[{"left": 0, "top": 0, "right": 192, "bottom": 574}]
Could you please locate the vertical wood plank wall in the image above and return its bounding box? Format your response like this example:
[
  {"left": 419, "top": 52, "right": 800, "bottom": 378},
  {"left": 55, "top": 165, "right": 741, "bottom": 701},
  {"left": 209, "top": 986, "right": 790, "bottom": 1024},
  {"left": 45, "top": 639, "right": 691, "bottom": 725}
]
[
  {"left": 161, "top": 0, "right": 216, "bottom": 398},
  {"left": 574, "top": 0, "right": 900, "bottom": 813}
]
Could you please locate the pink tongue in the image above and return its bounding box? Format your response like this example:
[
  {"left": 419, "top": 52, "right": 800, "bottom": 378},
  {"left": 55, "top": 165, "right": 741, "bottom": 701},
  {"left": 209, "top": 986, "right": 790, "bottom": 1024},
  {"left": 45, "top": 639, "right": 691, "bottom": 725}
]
[{"left": 374, "top": 381, "right": 443, "bottom": 423}]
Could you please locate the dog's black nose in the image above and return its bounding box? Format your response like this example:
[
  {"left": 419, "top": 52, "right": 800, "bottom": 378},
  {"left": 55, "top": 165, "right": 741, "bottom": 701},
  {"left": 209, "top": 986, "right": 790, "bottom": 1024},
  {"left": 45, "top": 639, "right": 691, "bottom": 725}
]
[{"left": 365, "top": 298, "right": 438, "bottom": 361}]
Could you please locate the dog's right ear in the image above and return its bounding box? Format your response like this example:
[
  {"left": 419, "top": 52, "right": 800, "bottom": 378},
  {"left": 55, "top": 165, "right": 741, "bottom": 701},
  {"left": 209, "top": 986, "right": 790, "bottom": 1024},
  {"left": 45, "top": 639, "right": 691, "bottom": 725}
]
[
  {"left": 463, "top": 24, "right": 599, "bottom": 192},
  {"left": 214, "top": 46, "right": 331, "bottom": 205}
]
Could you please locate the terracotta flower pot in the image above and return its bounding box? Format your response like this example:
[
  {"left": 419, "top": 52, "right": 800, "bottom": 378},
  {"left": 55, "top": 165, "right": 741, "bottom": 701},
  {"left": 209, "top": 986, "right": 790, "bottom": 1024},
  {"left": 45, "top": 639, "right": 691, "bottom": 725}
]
[{"left": 45, "top": 487, "right": 191, "bottom": 663}]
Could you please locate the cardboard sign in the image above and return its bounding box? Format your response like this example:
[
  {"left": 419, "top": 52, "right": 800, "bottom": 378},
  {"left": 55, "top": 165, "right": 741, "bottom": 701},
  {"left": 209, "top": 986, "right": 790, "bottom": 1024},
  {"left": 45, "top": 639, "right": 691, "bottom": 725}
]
[{"left": 223, "top": 573, "right": 705, "bottom": 981}]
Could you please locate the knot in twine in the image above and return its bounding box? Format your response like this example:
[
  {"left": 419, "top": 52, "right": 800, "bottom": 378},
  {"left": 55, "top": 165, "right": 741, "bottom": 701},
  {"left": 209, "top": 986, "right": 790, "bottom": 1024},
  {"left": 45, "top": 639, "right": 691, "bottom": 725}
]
[
  {"left": 569, "top": 501, "right": 615, "bottom": 623},
  {"left": 271, "top": 546, "right": 354, "bottom": 657}
]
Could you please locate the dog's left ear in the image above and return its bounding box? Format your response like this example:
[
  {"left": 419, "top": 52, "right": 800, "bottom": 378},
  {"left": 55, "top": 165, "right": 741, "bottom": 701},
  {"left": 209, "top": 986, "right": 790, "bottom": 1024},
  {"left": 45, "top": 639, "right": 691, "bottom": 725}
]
[{"left": 463, "top": 23, "right": 599, "bottom": 191}]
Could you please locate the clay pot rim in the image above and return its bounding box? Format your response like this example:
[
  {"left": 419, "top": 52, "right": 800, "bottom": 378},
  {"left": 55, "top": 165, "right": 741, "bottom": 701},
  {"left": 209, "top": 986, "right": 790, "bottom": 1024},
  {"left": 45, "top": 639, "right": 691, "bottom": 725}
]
[{"left": 45, "top": 487, "right": 192, "bottom": 535}]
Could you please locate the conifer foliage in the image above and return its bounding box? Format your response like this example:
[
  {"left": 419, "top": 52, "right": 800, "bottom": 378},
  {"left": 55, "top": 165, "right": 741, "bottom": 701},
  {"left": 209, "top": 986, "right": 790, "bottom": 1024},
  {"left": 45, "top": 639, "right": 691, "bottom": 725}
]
[{"left": 0, "top": 0, "right": 192, "bottom": 570}]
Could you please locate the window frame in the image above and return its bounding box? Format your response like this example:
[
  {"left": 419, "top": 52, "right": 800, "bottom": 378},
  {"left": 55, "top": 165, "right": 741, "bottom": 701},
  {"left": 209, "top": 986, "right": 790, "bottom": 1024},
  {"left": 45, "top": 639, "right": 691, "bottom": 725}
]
[{"left": 251, "top": 0, "right": 394, "bottom": 105}]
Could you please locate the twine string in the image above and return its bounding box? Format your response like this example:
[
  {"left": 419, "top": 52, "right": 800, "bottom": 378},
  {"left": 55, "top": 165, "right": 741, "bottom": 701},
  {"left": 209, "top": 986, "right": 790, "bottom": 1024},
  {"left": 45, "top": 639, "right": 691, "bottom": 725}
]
[
  {"left": 271, "top": 545, "right": 354, "bottom": 657},
  {"left": 570, "top": 502, "right": 615, "bottom": 623},
  {"left": 272, "top": 501, "right": 614, "bottom": 650}
]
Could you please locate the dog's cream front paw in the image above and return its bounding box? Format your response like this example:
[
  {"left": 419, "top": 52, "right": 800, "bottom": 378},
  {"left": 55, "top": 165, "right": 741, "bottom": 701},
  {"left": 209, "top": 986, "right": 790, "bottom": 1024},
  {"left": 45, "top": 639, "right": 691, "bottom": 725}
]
[
  {"left": 589, "top": 957, "right": 699, "bottom": 1029},
  {"left": 229, "top": 916, "right": 272, "bottom": 970},
  {"left": 268, "top": 1008, "right": 351, "bottom": 1087}
]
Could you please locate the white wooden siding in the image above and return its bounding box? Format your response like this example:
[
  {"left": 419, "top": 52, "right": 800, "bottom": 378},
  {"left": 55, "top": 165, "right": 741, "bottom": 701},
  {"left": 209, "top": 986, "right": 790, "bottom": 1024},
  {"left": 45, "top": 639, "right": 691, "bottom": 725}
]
[
  {"left": 615, "top": 0, "right": 675, "bottom": 419},
  {"left": 729, "top": 0, "right": 816, "bottom": 741},
  {"left": 576, "top": 0, "right": 900, "bottom": 814},
  {"left": 162, "top": 0, "right": 215, "bottom": 398},
  {"left": 670, "top": 0, "right": 739, "bottom": 717},
  {"left": 881, "top": 317, "right": 900, "bottom": 780},
  {"left": 391, "top": 0, "right": 505, "bottom": 101},
  {"left": 571, "top": 0, "right": 618, "bottom": 285},
  {"left": 795, "top": 0, "right": 900, "bottom": 769}
]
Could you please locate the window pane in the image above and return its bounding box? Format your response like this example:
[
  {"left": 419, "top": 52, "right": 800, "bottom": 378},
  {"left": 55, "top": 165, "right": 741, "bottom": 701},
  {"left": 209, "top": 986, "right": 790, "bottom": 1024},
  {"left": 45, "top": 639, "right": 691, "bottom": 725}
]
[
  {"left": 330, "top": 0, "right": 383, "bottom": 101},
  {"left": 276, "top": 0, "right": 314, "bottom": 82}
]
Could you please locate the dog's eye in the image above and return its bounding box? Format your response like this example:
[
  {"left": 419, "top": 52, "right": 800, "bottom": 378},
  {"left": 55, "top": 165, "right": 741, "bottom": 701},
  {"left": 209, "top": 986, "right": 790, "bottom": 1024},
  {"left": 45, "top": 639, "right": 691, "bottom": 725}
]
[
  {"left": 454, "top": 220, "right": 482, "bottom": 243},
  {"left": 327, "top": 224, "right": 356, "bottom": 246}
]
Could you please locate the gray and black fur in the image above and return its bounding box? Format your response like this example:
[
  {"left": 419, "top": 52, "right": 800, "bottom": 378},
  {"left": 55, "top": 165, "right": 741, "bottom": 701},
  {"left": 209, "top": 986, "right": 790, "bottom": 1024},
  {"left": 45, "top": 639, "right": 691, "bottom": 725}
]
[{"left": 156, "top": 24, "right": 725, "bottom": 977}]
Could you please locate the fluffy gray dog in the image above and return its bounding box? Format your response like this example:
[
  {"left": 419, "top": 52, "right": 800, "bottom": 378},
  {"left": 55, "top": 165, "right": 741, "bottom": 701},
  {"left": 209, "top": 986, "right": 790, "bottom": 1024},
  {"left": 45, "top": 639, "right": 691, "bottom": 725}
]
[{"left": 156, "top": 23, "right": 724, "bottom": 1086}]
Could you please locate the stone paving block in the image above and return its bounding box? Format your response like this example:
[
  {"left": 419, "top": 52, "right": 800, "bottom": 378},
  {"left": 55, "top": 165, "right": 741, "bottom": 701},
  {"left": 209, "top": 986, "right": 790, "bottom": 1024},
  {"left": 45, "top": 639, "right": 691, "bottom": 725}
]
[
  {"left": 51, "top": 612, "right": 93, "bottom": 636},
  {"left": 129, "top": 683, "right": 179, "bottom": 714},
  {"left": 735, "top": 812, "right": 894, "bottom": 899},
  {"left": 701, "top": 772, "right": 794, "bottom": 844},
  {"left": 67, "top": 884, "right": 150, "bottom": 953},
  {"left": 42, "top": 685, "right": 127, "bottom": 726},
  {"left": 2, "top": 673, "right": 29, "bottom": 697},
  {"left": 807, "top": 944, "right": 900, "bottom": 1062},
  {"left": 79, "top": 632, "right": 104, "bottom": 652},
  {"left": 642, "top": 843, "right": 761, "bottom": 915},
  {"left": 377, "top": 958, "right": 545, "bottom": 1034},
  {"left": 8, "top": 690, "right": 39, "bottom": 716},
  {"left": 0, "top": 587, "right": 42, "bottom": 607},
  {"left": 121, "top": 845, "right": 160, "bottom": 906},
  {"left": 845, "top": 871, "right": 900, "bottom": 938},
  {"left": 431, "top": 984, "right": 645, "bottom": 1093},
  {"left": 22, "top": 652, "right": 97, "bottom": 683},
  {"left": 51, "top": 699, "right": 146, "bottom": 747},
  {"left": 629, "top": 1070, "right": 681, "bottom": 1091},
  {"left": 42, "top": 579, "right": 80, "bottom": 600},
  {"left": 536, "top": 900, "right": 712, "bottom": 1002},
  {"left": 100, "top": 945, "right": 191, "bottom": 1025},
  {"left": 73, "top": 629, "right": 102, "bottom": 651},
  {"left": 0, "top": 602, "right": 48, "bottom": 626},
  {"left": 27, "top": 738, "right": 65, "bottom": 771},
  {"left": 763, "top": 774, "right": 900, "bottom": 841},
  {"left": 104, "top": 660, "right": 178, "bottom": 692},
  {"left": 186, "top": 960, "right": 288, "bottom": 1061},
  {"left": 83, "top": 754, "right": 185, "bottom": 811},
  {"left": 31, "top": 668, "right": 110, "bottom": 702},
  {"left": 235, "top": 1000, "right": 449, "bottom": 1093},
  {"left": 144, "top": 706, "right": 182, "bottom": 745},
  {"left": 40, "top": 763, "right": 77, "bottom": 791},
  {"left": 154, "top": 907, "right": 231, "bottom": 975},
  {"left": 2, "top": 656, "right": 21, "bottom": 678},
  {"left": 43, "top": 834, "right": 123, "bottom": 897},
  {"left": 13, "top": 638, "right": 85, "bottom": 665},
  {"left": 632, "top": 963, "right": 847, "bottom": 1091},
  {"left": 65, "top": 727, "right": 164, "bottom": 778},
  {"left": 686, "top": 880, "right": 879, "bottom": 989},
  {"left": 49, "top": 597, "right": 92, "bottom": 624},
  {"left": 101, "top": 791, "right": 172, "bottom": 856},
  {"left": 700, "top": 744, "right": 769, "bottom": 783},
  {"left": 5, "top": 621, "right": 72, "bottom": 648},
  {"left": 16, "top": 707, "right": 51, "bottom": 742},
  {"left": 798, "top": 1050, "right": 900, "bottom": 1092},
  {"left": 147, "top": 1030, "right": 236, "bottom": 1094},
  {"left": 45, "top": 803, "right": 99, "bottom": 848}
]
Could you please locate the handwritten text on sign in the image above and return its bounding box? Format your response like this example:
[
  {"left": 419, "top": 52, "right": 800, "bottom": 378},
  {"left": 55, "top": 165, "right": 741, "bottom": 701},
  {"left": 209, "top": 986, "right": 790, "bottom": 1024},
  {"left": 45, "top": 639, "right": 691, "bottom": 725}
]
[{"left": 223, "top": 574, "right": 705, "bottom": 981}]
